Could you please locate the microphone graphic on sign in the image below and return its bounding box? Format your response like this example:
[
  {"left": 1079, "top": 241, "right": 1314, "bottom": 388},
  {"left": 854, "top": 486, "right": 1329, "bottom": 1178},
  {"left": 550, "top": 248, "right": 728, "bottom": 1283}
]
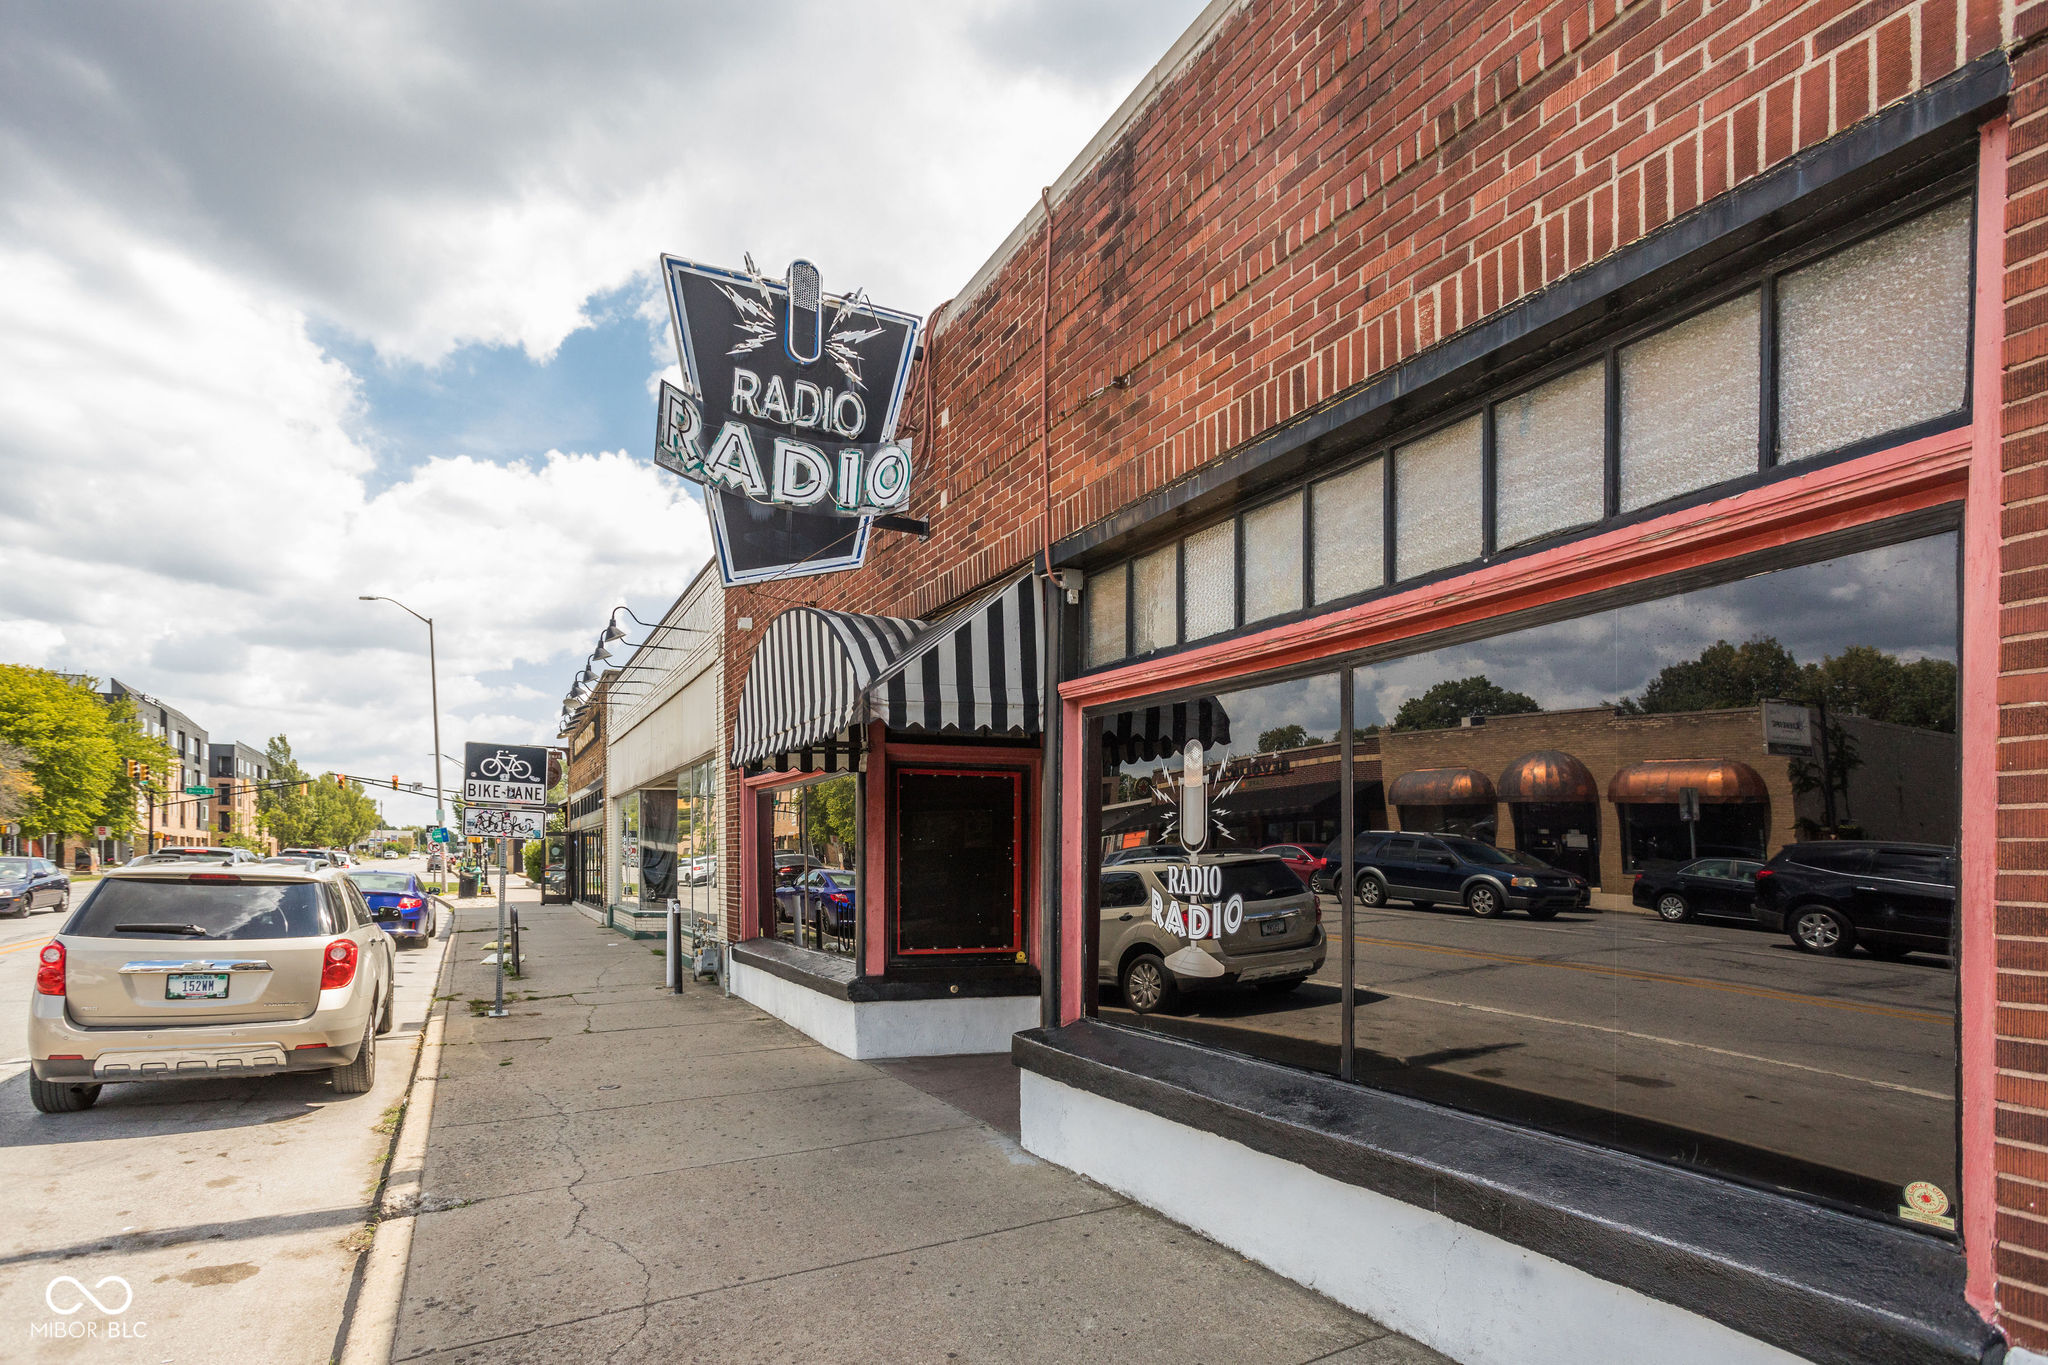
[{"left": 785, "top": 259, "right": 823, "bottom": 365}]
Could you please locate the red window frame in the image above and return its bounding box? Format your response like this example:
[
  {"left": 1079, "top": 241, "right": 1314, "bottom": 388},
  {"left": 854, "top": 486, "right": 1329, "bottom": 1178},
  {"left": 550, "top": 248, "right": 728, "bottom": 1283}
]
[{"left": 891, "top": 765, "right": 1026, "bottom": 958}]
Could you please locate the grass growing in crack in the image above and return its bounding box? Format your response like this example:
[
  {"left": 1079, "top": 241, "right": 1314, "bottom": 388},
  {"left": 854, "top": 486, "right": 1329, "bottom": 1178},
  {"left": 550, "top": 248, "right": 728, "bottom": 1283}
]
[
  {"left": 340, "top": 1223, "right": 375, "bottom": 1255},
  {"left": 374, "top": 1101, "right": 406, "bottom": 1137}
]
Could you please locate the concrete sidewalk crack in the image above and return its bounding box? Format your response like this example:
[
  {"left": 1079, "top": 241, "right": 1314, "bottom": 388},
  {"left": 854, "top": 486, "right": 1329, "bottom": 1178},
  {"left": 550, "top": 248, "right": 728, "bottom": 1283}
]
[{"left": 430, "top": 1066, "right": 869, "bottom": 1128}]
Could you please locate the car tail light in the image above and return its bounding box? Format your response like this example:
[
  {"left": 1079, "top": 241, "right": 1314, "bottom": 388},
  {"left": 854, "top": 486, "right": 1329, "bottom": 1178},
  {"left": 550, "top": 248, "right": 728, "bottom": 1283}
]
[
  {"left": 47, "top": 1054, "right": 83, "bottom": 1061},
  {"left": 320, "top": 938, "right": 359, "bottom": 990},
  {"left": 36, "top": 941, "right": 64, "bottom": 995},
  {"left": 1755, "top": 869, "right": 1774, "bottom": 880},
  {"left": 190, "top": 873, "right": 242, "bottom": 882},
  {"left": 397, "top": 896, "right": 424, "bottom": 910},
  {"left": 294, "top": 1042, "right": 327, "bottom": 1050}
]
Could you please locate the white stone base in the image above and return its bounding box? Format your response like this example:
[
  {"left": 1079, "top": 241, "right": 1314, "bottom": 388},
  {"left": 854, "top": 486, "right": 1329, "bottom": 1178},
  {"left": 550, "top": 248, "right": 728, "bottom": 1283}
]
[
  {"left": 730, "top": 957, "right": 1040, "bottom": 1059},
  {"left": 1018, "top": 1069, "right": 1808, "bottom": 1365}
]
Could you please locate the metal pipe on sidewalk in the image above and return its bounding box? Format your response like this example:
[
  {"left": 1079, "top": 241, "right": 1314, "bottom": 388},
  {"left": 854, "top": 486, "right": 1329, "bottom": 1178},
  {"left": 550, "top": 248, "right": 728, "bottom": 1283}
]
[{"left": 489, "top": 837, "right": 508, "bottom": 1017}]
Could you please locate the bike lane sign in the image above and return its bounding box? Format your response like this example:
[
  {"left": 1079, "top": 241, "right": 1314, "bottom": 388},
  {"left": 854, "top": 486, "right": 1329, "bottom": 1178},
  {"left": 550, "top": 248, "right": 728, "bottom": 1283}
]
[
  {"left": 462, "top": 742, "right": 552, "bottom": 806},
  {"left": 463, "top": 806, "right": 547, "bottom": 839}
]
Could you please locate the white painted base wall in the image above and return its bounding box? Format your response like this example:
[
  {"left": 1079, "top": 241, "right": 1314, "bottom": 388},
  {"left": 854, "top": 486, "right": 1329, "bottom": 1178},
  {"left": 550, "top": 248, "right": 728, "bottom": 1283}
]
[
  {"left": 731, "top": 958, "right": 1040, "bottom": 1059},
  {"left": 1019, "top": 1069, "right": 1809, "bottom": 1365},
  {"left": 2010, "top": 1348, "right": 2045, "bottom": 1365}
]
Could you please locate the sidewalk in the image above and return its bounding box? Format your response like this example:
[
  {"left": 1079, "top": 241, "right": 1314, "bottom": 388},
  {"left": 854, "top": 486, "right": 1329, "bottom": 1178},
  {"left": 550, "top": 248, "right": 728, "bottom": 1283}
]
[{"left": 372, "top": 895, "right": 1445, "bottom": 1364}]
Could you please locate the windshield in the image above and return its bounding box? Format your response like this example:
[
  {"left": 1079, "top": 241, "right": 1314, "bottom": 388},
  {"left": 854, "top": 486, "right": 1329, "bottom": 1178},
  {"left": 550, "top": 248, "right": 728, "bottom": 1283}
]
[
  {"left": 1438, "top": 837, "right": 1519, "bottom": 866},
  {"left": 0, "top": 858, "right": 30, "bottom": 879},
  {"left": 68, "top": 878, "right": 328, "bottom": 940},
  {"left": 1217, "top": 859, "right": 1306, "bottom": 901},
  {"left": 349, "top": 872, "right": 413, "bottom": 892}
]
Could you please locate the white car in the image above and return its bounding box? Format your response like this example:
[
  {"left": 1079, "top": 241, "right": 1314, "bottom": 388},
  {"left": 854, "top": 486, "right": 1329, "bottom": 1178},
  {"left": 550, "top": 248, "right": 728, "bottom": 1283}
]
[{"left": 26, "top": 863, "right": 397, "bottom": 1113}]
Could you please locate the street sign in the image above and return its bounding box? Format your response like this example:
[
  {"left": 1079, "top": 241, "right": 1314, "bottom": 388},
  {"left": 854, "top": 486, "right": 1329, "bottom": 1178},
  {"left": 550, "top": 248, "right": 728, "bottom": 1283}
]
[
  {"left": 1678, "top": 786, "right": 1701, "bottom": 822},
  {"left": 462, "top": 742, "right": 550, "bottom": 806},
  {"left": 1762, "top": 698, "right": 1815, "bottom": 756},
  {"left": 184, "top": 785, "right": 215, "bottom": 796},
  {"left": 657, "top": 255, "right": 922, "bottom": 586},
  {"left": 428, "top": 827, "right": 451, "bottom": 844},
  {"left": 463, "top": 806, "right": 547, "bottom": 839}
]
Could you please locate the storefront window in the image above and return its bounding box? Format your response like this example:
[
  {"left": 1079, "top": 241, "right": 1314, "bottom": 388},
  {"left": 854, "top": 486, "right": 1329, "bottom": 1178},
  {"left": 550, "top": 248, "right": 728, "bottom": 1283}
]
[
  {"left": 769, "top": 774, "right": 857, "bottom": 956},
  {"left": 578, "top": 831, "right": 602, "bottom": 903},
  {"left": 639, "top": 787, "right": 677, "bottom": 911},
  {"left": 617, "top": 792, "right": 640, "bottom": 905},
  {"left": 1090, "top": 527, "right": 1961, "bottom": 1230},
  {"left": 896, "top": 768, "right": 1025, "bottom": 957},
  {"left": 677, "top": 758, "right": 721, "bottom": 942}
]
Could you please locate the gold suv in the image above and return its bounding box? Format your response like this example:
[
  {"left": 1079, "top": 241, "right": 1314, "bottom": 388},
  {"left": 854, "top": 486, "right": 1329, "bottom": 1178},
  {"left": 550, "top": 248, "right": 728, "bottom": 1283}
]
[{"left": 26, "top": 863, "right": 397, "bottom": 1113}]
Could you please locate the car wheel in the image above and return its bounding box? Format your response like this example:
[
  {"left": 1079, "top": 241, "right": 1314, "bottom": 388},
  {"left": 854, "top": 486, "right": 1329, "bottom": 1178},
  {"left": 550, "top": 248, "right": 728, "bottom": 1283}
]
[
  {"left": 29, "top": 1074, "right": 101, "bottom": 1114},
  {"left": 1120, "top": 952, "right": 1177, "bottom": 1016},
  {"left": 1354, "top": 874, "right": 1388, "bottom": 908},
  {"left": 1790, "top": 905, "right": 1854, "bottom": 956},
  {"left": 1255, "top": 974, "right": 1309, "bottom": 993},
  {"left": 8, "top": 899, "right": 25, "bottom": 919},
  {"left": 331, "top": 1015, "right": 378, "bottom": 1094},
  {"left": 376, "top": 977, "right": 396, "bottom": 1035},
  {"left": 1655, "top": 892, "right": 1692, "bottom": 923},
  {"left": 1465, "top": 883, "right": 1505, "bottom": 918}
]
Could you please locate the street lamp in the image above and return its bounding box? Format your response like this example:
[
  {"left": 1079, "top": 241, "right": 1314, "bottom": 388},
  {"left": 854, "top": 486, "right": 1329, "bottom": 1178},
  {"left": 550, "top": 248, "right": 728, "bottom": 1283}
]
[{"left": 360, "top": 595, "right": 447, "bottom": 835}]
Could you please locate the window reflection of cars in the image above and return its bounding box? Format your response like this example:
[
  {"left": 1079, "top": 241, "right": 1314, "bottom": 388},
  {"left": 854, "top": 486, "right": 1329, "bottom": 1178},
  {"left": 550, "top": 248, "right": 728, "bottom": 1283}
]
[
  {"left": 1097, "top": 853, "right": 1326, "bottom": 1015},
  {"left": 1630, "top": 858, "right": 1765, "bottom": 923},
  {"left": 1321, "top": 831, "right": 1584, "bottom": 918},
  {"left": 774, "top": 869, "right": 856, "bottom": 934},
  {"left": 1751, "top": 842, "right": 1956, "bottom": 959},
  {"left": 1260, "top": 844, "right": 1327, "bottom": 891}
]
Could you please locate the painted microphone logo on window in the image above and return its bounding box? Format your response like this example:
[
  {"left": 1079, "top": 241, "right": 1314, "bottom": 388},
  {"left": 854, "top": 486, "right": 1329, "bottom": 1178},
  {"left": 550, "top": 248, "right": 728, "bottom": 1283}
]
[{"left": 1144, "top": 740, "right": 1248, "bottom": 946}]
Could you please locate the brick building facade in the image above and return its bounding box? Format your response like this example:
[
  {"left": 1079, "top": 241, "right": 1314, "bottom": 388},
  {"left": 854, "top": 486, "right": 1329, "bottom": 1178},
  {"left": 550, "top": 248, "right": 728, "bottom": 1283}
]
[{"left": 708, "top": 2, "right": 2048, "bottom": 1358}]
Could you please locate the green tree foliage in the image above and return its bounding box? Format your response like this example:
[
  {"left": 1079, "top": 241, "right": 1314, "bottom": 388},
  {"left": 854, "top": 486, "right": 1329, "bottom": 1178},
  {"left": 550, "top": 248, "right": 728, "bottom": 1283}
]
[
  {"left": 0, "top": 741, "right": 38, "bottom": 826},
  {"left": 1626, "top": 638, "right": 1805, "bottom": 715},
  {"left": 0, "top": 666, "right": 175, "bottom": 839},
  {"left": 1257, "top": 724, "right": 1325, "bottom": 752},
  {"left": 1628, "top": 637, "right": 1958, "bottom": 732},
  {"left": 798, "top": 776, "right": 857, "bottom": 864},
  {"left": 1390, "top": 676, "right": 1541, "bottom": 732}
]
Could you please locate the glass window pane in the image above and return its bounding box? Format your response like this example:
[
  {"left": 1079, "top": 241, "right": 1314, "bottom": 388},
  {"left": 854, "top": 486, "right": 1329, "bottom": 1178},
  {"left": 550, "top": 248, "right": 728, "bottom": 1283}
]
[
  {"left": 897, "top": 770, "right": 1023, "bottom": 955},
  {"left": 1092, "top": 672, "right": 1343, "bottom": 1073},
  {"left": 1132, "top": 543, "right": 1179, "bottom": 654},
  {"left": 1348, "top": 530, "right": 1958, "bottom": 1230},
  {"left": 1495, "top": 362, "right": 1606, "bottom": 548},
  {"left": 1086, "top": 562, "right": 1127, "bottom": 667},
  {"left": 1778, "top": 199, "right": 1972, "bottom": 462},
  {"left": 1243, "top": 492, "right": 1304, "bottom": 622},
  {"left": 1184, "top": 520, "right": 1236, "bottom": 639},
  {"left": 1312, "top": 457, "right": 1384, "bottom": 603},
  {"left": 771, "top": 775, "right": 858, "bottom": 956},
  {"left": 1395, "top": 413, "right": 1482, "bottom": 580},
  {"left": 1619, "top": 292, "right": 1760, "bottom": 511}
]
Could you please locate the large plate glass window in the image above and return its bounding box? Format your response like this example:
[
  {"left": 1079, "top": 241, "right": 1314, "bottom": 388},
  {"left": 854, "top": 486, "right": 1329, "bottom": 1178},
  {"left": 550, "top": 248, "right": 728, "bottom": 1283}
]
[
  {"left": 768, "top": 775, "right": 858, "bottom": 956},
  {"left": 616, "top": 791, "right": 640, "bottom": 906},
  {"left": 1094, "top": 674, "right": 1343, "bottom": 1073}
]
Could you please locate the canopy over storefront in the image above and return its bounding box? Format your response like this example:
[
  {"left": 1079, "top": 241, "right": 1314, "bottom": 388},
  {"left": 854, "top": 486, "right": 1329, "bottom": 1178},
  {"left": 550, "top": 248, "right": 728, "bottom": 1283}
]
[
  {"left": 1387, "top": 766, "right": 1497, "bottom": 807},
  {"left": 732, "top": 573, "right": 1046, "bottom": 772},
  {"left": 1499, "top": 750, "right": 1600, "bottom": 804},
  {"left": 1606, "top": 759, "right": 1769, "bottom": 804}
]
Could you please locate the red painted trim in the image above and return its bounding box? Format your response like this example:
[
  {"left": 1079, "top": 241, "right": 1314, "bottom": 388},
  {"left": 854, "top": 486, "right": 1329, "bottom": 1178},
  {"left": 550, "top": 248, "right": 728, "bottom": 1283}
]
[
  {"left": 864, "top": 722, "right": 887, "bottom": 976},
  {"left": 890, "top": 766, "right": 1027, "bottom": 956},
  {"left": 881, "top": 738, "right": 1042, "bottom": 967},
  {"left": 1059, "top": 696, "right": 1087, "bottom": 1024},
  {"left": 1960, "top": 117, "right": 2005, "bottom": 1323},
  {"left": 1060, "top": 429, "right": 1968, "bottom": 710}
]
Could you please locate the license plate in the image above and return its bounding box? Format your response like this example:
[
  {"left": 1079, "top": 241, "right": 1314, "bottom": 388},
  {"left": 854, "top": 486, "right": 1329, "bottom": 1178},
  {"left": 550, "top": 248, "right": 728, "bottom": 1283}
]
[
  {"left": 166, "top": 973, "right": 229, "bottom": 999},
  {"left": 1260, "top": 916, "right": 1290, "bottom": 937},
  {"left": 373, "top": 909, "right": 397, "bottom": 921}
]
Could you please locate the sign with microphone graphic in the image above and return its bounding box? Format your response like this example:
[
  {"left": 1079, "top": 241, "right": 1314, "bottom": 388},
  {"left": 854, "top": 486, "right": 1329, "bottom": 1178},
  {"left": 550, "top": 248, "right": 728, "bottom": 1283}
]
[{"left": 655, "top": 253, "right": 925, "bottom": 587}]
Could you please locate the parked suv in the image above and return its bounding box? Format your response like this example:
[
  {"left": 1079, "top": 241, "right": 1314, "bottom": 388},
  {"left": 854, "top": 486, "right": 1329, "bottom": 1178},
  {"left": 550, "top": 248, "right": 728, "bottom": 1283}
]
[
  {"left": 1098, "top": 853, "right": 1325, "bottom": 1013},
  {"left": 26, "top": 863, "right": 397, "bottom": 1113},
  {"left": 1752, "top": 841, "right": 1956, "bottom": 959},
  {"left": 1320, "top": 831, "right": 1585, "bottom": 918}
]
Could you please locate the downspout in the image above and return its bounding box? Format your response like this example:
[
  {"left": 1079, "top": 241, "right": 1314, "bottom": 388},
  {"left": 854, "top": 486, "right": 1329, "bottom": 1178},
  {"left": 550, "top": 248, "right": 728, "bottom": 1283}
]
[{"left": 1040, "top": 186, "right": 1055, "bottom": 553}]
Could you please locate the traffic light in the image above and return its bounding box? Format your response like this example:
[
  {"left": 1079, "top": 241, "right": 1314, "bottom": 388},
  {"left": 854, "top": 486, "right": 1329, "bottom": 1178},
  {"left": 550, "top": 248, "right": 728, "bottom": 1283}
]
[
  {"left": 335, "top": 773, "right": 348, "bottom": 788},
  {"left": 125, "top": 759, "right": 139, "bottom": 780},
  {"left": 392, "top": 775, "right": 401, "bottom": 790}
]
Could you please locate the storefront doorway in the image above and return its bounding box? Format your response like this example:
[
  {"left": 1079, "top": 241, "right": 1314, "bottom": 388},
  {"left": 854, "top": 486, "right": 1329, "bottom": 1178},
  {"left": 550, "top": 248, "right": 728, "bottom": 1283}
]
[{"left": 893, "top": 767, "right": 1025, "bottom": 959}]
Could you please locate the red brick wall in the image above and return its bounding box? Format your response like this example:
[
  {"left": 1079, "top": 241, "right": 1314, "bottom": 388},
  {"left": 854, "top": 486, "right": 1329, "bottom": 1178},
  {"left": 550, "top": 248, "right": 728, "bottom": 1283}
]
[{"left": 719, "top": 0, "right": 2028, "bottom": 1327}]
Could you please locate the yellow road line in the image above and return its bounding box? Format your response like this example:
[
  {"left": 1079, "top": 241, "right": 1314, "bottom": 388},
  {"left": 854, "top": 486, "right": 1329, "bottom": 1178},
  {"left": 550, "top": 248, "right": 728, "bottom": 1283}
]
[
  {"left": 0, "top": 936, "right": 52, "bottom": 956},
  {"left": 1351, "top": 933, "right": 1953, "bottom": 1025}
]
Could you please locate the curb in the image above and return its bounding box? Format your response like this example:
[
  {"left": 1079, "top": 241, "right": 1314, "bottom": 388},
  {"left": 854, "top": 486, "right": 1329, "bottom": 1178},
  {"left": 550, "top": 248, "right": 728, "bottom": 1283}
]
[{"left": 336, "top": 907, "right": 461, "bottom": 1365}]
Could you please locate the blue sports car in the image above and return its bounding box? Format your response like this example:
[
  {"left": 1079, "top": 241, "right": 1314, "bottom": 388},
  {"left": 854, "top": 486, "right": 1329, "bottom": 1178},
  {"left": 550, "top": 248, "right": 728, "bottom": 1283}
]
[{"left": 347, "top": 870, "right": 437, "bottom": 944}]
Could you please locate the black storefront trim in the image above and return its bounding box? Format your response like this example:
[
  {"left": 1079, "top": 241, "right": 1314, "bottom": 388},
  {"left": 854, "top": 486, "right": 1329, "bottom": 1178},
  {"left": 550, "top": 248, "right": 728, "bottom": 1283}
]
[
  {"left": 732, "top": 938, "right": 1039, "bottom": 1003},
  {"left": 1049, "top": 52, "right": 2009, "bottom": 572},
  {"left": 1013, "top": 1019, "right": 1998, "bottom": 1365}
]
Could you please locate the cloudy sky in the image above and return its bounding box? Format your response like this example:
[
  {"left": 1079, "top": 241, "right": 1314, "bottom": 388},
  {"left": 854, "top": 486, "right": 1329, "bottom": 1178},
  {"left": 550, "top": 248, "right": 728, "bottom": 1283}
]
[{"left": 0, "top": 0, "right": 1207, "bottom": 825}]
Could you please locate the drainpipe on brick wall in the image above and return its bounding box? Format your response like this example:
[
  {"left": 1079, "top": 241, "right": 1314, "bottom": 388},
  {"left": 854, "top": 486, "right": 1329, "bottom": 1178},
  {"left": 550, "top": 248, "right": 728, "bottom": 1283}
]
[{"left": 1039, "top": 185, "right": 1054, "bottom": 553}]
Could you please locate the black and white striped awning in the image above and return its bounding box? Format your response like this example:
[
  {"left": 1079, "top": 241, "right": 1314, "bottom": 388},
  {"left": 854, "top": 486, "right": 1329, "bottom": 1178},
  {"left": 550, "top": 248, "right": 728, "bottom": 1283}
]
[
  {"left": 1101, "top": 697, "right": 1233, "bottom": 766},
  {"left": 732, "top": 573, "right": 1048, "bottom": 772}
]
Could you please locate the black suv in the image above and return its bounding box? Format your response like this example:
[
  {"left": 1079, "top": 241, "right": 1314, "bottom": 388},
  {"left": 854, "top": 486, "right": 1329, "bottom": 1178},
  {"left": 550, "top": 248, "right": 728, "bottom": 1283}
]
[
  {"left": 1752, "top": 841, "right": 1955, "bottom": 959},
  {"left": 1318, "top": 831, "right": 1586, "bottom": 919}
]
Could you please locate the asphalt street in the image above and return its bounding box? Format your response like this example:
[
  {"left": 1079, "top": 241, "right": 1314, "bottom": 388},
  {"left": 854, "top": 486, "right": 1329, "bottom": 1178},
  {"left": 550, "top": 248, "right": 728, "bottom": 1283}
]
[
  {"left": 1106, "top": 895, "right": 1958, "bottom": 1217},
  {"left": 0, "top": 854, "right": 454, "bottom": 1364}
]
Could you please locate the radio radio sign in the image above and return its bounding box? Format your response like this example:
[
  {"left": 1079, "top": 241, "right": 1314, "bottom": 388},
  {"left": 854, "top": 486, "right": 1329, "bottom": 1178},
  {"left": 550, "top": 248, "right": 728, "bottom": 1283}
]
[
  {"left": 462, "top": 742, "right": 551, "bottom": 807},
  {"left": 655, "top": 254, "right": 923, "bottom": 587}
]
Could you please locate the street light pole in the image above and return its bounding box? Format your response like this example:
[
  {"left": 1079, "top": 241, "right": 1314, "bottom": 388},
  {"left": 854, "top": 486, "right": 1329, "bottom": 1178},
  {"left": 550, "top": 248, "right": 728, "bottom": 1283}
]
[{"left": 359, "top": 595, "right": 446, "bottom": 836}]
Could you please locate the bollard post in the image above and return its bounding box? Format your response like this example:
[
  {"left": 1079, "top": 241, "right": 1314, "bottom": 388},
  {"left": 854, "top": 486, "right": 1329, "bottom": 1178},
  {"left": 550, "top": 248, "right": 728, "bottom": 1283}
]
[
  {"left": 489, "top": 837, "right": 509, "bottom": 1018},
  {"left": 665, "top": 899, "right": 680, "bottom": 992}
]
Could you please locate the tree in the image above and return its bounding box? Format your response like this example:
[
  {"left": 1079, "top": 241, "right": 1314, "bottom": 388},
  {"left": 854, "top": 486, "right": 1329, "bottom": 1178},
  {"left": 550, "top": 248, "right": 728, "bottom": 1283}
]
[
  {"left": 0, "top": 741, "right": 38, "bottom": 826},
  {"left": 1257, "top": 724, "right": 1324, "bottom": 752},
  {"left": 1390, "top": 676, "right": 1540, "bottom": 732},
  {"left": 257, "top": 735, "right": 314, "bottom": 846},
  {"left": 1628, "top": 638, "right": 1804, "bottom": 714},
  {"left": 0, "top": 666, "right": 173, "bottom": 840}
]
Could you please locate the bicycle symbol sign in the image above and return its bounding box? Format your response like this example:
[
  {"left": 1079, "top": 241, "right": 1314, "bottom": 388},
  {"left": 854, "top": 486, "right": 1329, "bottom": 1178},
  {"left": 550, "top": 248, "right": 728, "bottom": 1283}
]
[{"left": 462, "top": 741, "right": 552, "bottom": 807}]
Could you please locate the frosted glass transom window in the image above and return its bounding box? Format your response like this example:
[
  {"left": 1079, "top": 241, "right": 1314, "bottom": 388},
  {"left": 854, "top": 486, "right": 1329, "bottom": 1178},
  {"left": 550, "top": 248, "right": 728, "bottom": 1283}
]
[
  {"left": 1395, "top": 414, "right": 1483, "bottom": 580},
  {"left": 1496, "top": 362, "right": 1605, "bottom": 548},
  {"left": 1183, "top": 520, "right": 1236, "bottom": 639},
  {"left": 1312, "top": 457, "right": 1384, "bottom": 603},
  {"left": 1619, "top": 292, "right": 1760, "bottom": 512},
  {"left": 1242, "top": 492, "right": 1304, "bottom": 622},
  {"left": 1086, "top": 562, "right": 1127, "bottom": 667},
  {"left": 1131, "top": 543, "right": 1178, "bottom": 654},
  {"left": 1777, "top": 199, "right": 1972, "bottom": 463}
]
